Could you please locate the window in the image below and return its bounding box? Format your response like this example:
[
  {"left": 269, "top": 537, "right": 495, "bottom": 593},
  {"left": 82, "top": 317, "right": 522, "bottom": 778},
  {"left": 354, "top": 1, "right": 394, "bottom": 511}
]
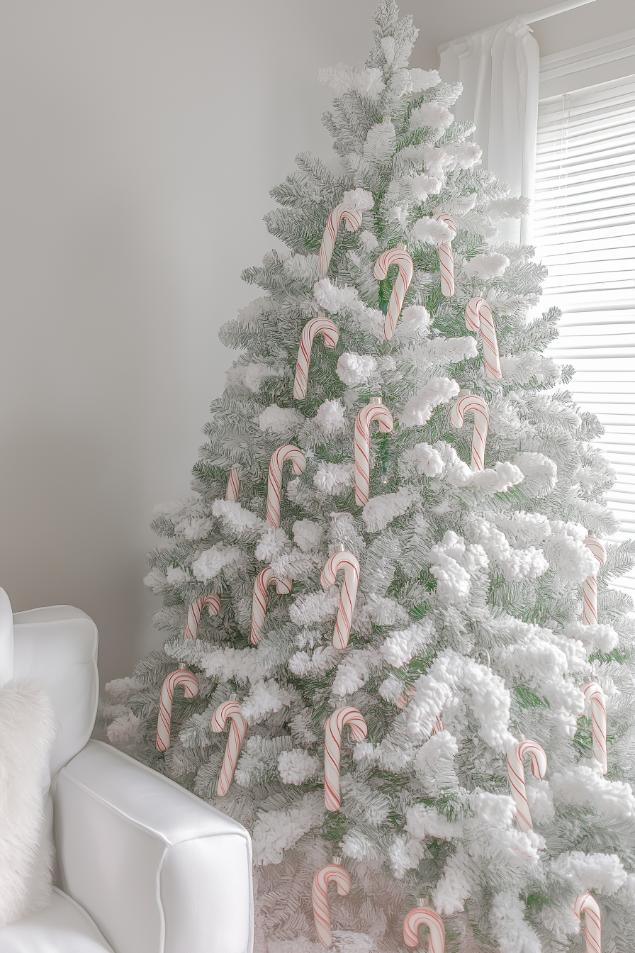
[{"left": 533, "top": 71, "right": 635, "bottom": 596}]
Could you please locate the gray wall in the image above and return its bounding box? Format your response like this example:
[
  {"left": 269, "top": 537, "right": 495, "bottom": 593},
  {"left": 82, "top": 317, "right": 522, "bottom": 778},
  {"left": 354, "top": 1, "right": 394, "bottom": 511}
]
[{"left": 0, "top": 0, "right": 631, "bottom": 683}]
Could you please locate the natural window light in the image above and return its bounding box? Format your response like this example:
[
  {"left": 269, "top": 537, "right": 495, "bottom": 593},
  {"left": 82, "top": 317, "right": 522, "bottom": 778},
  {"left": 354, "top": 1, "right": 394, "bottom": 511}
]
[{"left": 533, "top": 73, "right": 635, "bottom": 596}]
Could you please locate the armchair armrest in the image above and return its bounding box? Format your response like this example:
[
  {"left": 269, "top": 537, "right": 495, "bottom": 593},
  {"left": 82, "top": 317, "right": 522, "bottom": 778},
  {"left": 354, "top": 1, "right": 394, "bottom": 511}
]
[{"left": 53, "top": 741, "right": 253, "bottom": 953}]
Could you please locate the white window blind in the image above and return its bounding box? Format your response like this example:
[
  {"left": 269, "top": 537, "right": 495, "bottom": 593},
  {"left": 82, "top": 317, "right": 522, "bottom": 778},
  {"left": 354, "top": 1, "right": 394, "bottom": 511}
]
[{"left": 533, "top": 73, "right": 635, "bottom": 596}]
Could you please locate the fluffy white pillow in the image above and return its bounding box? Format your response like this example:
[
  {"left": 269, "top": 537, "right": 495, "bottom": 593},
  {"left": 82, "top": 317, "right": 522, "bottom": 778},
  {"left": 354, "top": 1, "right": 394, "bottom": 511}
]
[
  {"left": 0, "top": 682, "right": 55, "bottom": 926},
  {"left": 0, "top": 588, "right": 14, "bottom": 686}
]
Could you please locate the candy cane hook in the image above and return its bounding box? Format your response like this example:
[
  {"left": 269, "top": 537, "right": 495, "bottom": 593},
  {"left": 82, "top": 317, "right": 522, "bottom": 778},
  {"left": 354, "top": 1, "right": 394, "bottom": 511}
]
[
  {"left": 156, "top": 666, "right": 199, "bottom": 752},
  {"left": 450, "top": 392, "right": 489, "bottom": 471},
  {"left": 324, "top": 706, "right": 367, "bottom": 811},
  {"left": 435, "top": 214, "right": 457, "bottom": 297},
  {"left": 319, "top": 204, "right": 364, "bottom": 278},
  {"left": 574, "top": 893, "right": 602, "bottom": 953},
  {"left": 354, "top": 397, "right": 394, "bottom": 506},
  {"left": 373, "top": 247, "right": 414, "bottom": 340},
  {"left": 183, "top": 594, "right": 222, "bottom": 640},
  {"left": 506, "top": 739, "right": 547, "bottom": 832},
  {"left": 582, "top": 682, "right": 608, "bottom": 775},
  {"left": 266, "top": 444, "right": 306, "bottom": 528},
  {"left": 293, "top": 317, "right": 339, "bottom": 400},
  {"left": 582, "top": 537, "right": 607, "bottom": 625},
  {"left": 251, "top": 566, "right": 293, "bottom": 645},
  {"left": 211, "top": 701, "right": 248, "bottom": 797},
  {"left": 465, "top": 297, "right": 502, "bottom": 381},
  {"left": 320, "top": 548, "right": 360, "bottom": 650},
  {"left": 312, "top": 861, "right": 352, "bottom": 947},
  {"left": 225, "top": 467, "right": 240, "bottom": 502},
  {"left": 403, "top": 904, "right": 446, "bottom": 952}
]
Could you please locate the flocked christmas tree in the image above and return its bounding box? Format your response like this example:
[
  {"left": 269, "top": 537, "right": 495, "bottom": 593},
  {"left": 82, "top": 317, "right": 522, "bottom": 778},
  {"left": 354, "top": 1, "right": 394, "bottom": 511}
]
[{"left": 105, "top": 4, "right": 635, "bottom": 951}]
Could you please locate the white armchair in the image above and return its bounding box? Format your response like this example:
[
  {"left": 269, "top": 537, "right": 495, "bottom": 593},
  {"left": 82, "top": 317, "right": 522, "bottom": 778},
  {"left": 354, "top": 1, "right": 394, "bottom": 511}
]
[{"left": 0, "top": 594, "right": 254, "bottom": 953}]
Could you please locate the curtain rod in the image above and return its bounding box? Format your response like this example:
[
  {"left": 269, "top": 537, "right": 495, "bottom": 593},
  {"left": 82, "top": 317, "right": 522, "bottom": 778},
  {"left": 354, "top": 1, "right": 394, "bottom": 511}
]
[{"left": 525, "top": 0, "right": 597, "bottom": 25}]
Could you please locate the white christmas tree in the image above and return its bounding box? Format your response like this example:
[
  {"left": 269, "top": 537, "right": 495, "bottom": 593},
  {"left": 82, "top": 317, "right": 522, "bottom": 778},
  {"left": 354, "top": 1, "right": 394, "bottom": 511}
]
[{"left": 106, "top": 4, "right": 635, "bottom": 951}]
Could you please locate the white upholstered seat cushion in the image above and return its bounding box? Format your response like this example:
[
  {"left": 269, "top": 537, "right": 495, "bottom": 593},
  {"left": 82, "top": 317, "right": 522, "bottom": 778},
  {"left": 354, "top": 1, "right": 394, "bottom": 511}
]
[{"left": 0, "top": 888, "right": 113, "bottom": 953}]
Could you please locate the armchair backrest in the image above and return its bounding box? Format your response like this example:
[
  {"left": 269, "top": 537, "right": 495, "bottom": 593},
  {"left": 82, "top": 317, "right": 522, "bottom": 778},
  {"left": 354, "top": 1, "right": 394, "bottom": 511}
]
[{"left": 12, "top": 604, "right": 99, "bottom": 775}]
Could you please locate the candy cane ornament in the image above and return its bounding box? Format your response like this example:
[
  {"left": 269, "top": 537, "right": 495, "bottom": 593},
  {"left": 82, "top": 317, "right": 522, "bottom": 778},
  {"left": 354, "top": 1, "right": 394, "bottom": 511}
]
[
  {"left": 506, "top": 739, "right": 547, "bottom": 832},
  {"left": 574, "top": 893, "right": 602, "bottom": 953},
  {"left": 156, "top": 666, "right": 199, "bottom": 752},
  {"left": 435, "top": 214, "right": 457, "bottom": 297},
  {"left": 403, "top": 904, "right": 446, "bottom": 952},
  {"left": 354, "top": 397, "right": 394, "bottom": 506},
  {"left": 373, "top": 247, "right": 414, "bottom": 340},
  {"left": 225, "top": 467, "right": 240, "bottom": 502},
  {"left": 465, "top": 297, "right": 502, "bottom": 381},
  {"left": 319, "top": 204, "right": 364, "bottom": 278},
  {"left": 183, "top": 594, "right": 222, "bottom": 640},
  {"left": 266, "top": 445, "right": 306, "bottom": 528},
  {"left": 312, "top": 861, "right": 352, "bottom": 947},
  {"left": 293, "top": 317, "right": 339, "bottom": 400},
  {"left": 450, "top": 392, "right": 489, "bottom": 471},
  {"left": 582, "top": 682, "right": 608, "bottom": 775},
  {"left": 582, "top": 536, "right": 607, "bottom": 625},
  {"left": 320, "top": 548, "right": 360, "bottom": 650},
  {"left": 324, "top": 707, "right": 368, "bottom": 811},
  {"left": 211, "top": 701, "right": 248, "bottom": 797},
  {"left": 251, "top": 566, "right": 293, "bottom": 645}
]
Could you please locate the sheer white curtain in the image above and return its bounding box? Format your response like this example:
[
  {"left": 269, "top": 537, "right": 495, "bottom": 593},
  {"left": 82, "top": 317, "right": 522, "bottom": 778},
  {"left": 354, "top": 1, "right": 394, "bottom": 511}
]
[{"left": 440, "top": 18, "right": 540, "bottom": 243}]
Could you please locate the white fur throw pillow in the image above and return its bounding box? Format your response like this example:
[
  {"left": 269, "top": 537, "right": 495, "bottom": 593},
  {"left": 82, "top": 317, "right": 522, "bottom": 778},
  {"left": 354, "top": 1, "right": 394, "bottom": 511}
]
[{"left": 0, "top": 681, "right": 55, "bottom": 926}]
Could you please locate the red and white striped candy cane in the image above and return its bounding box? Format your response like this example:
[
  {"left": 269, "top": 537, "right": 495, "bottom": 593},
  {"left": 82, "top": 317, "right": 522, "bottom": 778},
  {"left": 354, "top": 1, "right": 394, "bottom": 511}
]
[
  {"left": 465, "top": 297, "right": 502, "bottom": 381},
  {"left": 506, "top": 739, "right": 547, "bottom": 832},
  {"left": 450, "top": 392, "right": 489, "bottom": 471},
  {"left": 324, "top": 706, "right": 367, "bottom": 811},
  {"left": 183, "top": 594, "right": 222, "bottom": 640},
  {"left": 211, "top": 701, "right": 248, "bottom": 797},
  {"left": 354, "top": 397, "right": 394, "bottom": 506},
  {"left": 394, "top": 688, "right": 443, "bottom": 735},
  {"left": 582, "top": 536, "right": 607, "bottom": 625},
  {"left": 435, "top": 214, "right": 457, "bottom": 297},
  {"left": 373, "top": 247, "right": 414, "bottom": 340},
  {"left": 266, "top": 445, "right": 306, "bottom": 528},
  {"left": 293, "top": 317, "right": 339, "bottom": 400},
  {"left": 251, "top": 566, "right": 293, "bottom": 645},
  {"left": 312, "top": 861, "right": 352, "bottom": 947},
  {"left": 319, "top": 204, "right": 363, "bottom": 278},
  {"left": 225, "top": 467, "right": 240, "bottom": 502},
  {"left": 574, "top": 893, "right": 602, "bottom": 953},
  {"left": 582, "top": 682, "right": 608, "bottom": 775},
  {"left": 320, "top": 548, "right": 360, "bottom": 650},
  {"left": 403, "top": 904, "right": 446, "bottom": 952},
  {"left": 156, "top": 666, "right": 199, "bottom": 752}
]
